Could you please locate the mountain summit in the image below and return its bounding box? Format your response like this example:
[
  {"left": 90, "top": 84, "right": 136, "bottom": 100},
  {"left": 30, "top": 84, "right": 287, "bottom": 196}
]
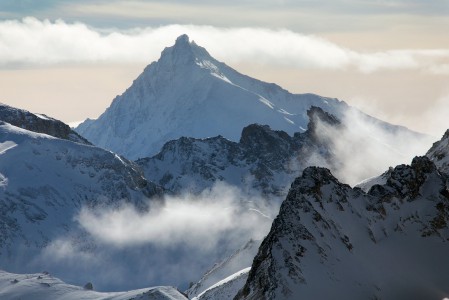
[
  {"left": 164, "top": 34, "right": 211, "bottom": 63},
  {"left": 76, "top": 35, "right": 348, "bottom": 159}
]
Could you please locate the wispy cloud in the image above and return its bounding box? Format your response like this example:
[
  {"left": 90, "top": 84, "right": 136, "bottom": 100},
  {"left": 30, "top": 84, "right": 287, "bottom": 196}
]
[
  {"left": 1, "top": 18, "right": 448, "bottom": 74},
  {"left": 308, "top": 108, "right": 436, "bottom": 185},
  {"left": 40, "top": 237, "right": 97, "bottom": 263},
  {"left": 76, "top": 183, "right": 275, "bottom": 250}
]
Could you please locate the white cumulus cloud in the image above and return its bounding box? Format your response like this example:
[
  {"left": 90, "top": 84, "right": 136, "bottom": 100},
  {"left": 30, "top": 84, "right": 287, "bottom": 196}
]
[{"left": 1, "top": 17, "right": 448, "bottom": 73}]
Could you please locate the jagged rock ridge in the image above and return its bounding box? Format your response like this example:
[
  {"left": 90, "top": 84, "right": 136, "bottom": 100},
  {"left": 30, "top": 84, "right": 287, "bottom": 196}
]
[
  {"left": 235, "top": 154, "right": 449, "bottom": 299},
  {"left": 137, "top": 106, "right": 343, "bottom": 198},
  {"left": 0, "top": 103, "right": 89, "bottom": 144}
]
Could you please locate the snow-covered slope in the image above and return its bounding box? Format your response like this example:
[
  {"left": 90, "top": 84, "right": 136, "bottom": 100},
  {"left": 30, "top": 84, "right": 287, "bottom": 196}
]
[
  {"left": 355, "top": 167, "right": 393, "bottom": 192},
  {"left": 0, "top": 107, "right": 273, "bottom": 292},
  {"left": 0, "top": 103, "right": 89, "bottom": 145},
  {"left": 0, "top": 270, "right": 187, "bottom": 300},
  {"left": 186, "top": 239, "right": 259, "bottom": 299},
  {"left": 192, "top": 268, "right": 250, "bottom": 300},
  {"left": 76, "top": 34, "right": 353, "bottom": 159},
  {"left": 0, "top": 121, "right": 163, "bottom": 287},
  {"left": 236, "top": 156, "right": 449, "bottom": 299}
]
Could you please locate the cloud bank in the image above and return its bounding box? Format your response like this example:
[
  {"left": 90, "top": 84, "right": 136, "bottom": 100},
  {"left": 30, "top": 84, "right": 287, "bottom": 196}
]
[{"left": 1, "top": 17, "right": 449, "bottom": 74}]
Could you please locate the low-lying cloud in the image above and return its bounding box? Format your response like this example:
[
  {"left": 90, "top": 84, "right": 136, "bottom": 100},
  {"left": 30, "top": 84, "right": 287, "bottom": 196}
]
[
  {"left": 30, "top": 183, "right": 277, "bottom": 290},
  {"left": 1, "top": 17, "right": 449, "bottom": 74},
  {"left": 76, "top": 183, "right": 275, "bottom": 251}
]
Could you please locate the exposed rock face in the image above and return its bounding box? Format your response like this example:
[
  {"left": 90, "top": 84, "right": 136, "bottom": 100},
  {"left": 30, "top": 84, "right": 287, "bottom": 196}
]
[
  {"left": 427, "top": 129, "right": 449, "bottom": 174},
  {"left": 137, "top": 106, "right": 336, "bottom": 198},
  {"left": 305, "top": 105, "right": 342, "bottom": 145},
  {"left": 368, "top": 156, "right": 441, "bottom": 201},
  {"left": 236, "top": 156, "right": 449, "bottom": 300},
  {"left": 0, "top": 103, "right": 90, "bottom": 144}
]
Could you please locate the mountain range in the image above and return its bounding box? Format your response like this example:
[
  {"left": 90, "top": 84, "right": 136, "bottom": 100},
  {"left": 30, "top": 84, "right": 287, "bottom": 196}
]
[
  {"left": 76, "top": 34, "right": 425, "bottom": 162},
  {"left": 0, "top": 35, "right": 447, "bottom": 299},
  {"left": 0, "top": 102, "right": 272, "bottom": 292},
  {"left": 136, "top": 106, "right": 338, "bottom": 198}
]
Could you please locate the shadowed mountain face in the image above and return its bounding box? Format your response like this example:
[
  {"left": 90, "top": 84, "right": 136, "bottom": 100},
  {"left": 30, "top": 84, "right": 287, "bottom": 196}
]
[
  {"left": 0, "top": 103, "right": 90, "bottom": 145},
  {"left": 235, "top": 151, "right": 449, "bottom": 300}
]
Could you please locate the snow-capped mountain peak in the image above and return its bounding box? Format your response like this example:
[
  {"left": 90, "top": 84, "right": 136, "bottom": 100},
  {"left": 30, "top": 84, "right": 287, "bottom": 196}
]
[
  {"left": 160, "top": 34, "right": 211, "bottom": 64},
  {"left": 76, "top": 34, "right": 426, "bottom": 161},
  {"left": 76, "top": 35, "right": 349, "bottom": 159},
  {"left": 144, "top": 34, "right": 226, "bottom": 87}
]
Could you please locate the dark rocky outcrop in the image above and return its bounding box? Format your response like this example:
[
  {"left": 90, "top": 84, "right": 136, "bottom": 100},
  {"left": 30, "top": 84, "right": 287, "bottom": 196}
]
[{"left": 0, "top": 103, "right": 90, "bottom": 144}]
